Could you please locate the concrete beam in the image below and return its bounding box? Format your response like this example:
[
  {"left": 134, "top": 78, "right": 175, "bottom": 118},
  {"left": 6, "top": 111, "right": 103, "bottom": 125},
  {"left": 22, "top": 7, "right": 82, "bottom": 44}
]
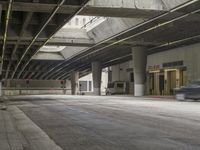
[
  {"left": 5, "top": 12, "right": 33, "bottom": 79},
  {"left": 87, "top": 0, "right": 189, "bottom": 10},
  {"left": 0, "top": 1, "right": 166, "bottom": 18},
  {"left": 88, "top": 18, "right": 144, "bottom": 43},
  {"left": 11, "top": 13, "right": 33, "bottom": 59},
  {"left": 60, "top": 47, "right": 88, "bottom": 60},
  {"left": 48, "top": 37, "right": 94, "bottom": 47},
  {"left": 0, "top": 28, "right": 95, "bottom": 47},
  {"left": 0, "top": 0, "right": 189, "bottom": 18},
  {"left": 87, "top": 0, "right": 164, "bottom": 10},
  {"left": 1, "top": 37, "right": 160, "bottom": 47},
  {"left": 32, "top": 52, "right": 64, "bottom": 60},
  {"left": 161, "top": 0, "right": 189, "bottom": 10},
  {"left": 0, "top": 38, "right": 94, "bottom": 47}
]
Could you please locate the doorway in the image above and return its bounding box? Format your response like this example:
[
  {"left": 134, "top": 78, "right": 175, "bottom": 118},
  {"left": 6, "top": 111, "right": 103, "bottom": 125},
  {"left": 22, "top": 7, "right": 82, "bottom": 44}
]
[
  {"left": 159, "top": 75, "right": 164, "bottom": 95},
  {"left": 149, "top": 72, "right": 164, "bottom": 95},
  {"left": 166, "top": 71, "right": 176, "bottom": 95}
]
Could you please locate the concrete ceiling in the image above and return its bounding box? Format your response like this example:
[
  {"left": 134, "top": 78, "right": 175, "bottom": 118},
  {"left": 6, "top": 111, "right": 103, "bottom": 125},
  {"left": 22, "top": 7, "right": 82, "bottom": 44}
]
[
  {"left": 0, "top": 0, "right": 167, "bottom": 18},
  {"left": 39, "top": 0, "right": 200, "bottom": 80},
  {"left": 0, "top": 0, "right": 90, "bottom": 80},
  {"left": 2, "top": 0, "right": 200, "bottom": 81}
]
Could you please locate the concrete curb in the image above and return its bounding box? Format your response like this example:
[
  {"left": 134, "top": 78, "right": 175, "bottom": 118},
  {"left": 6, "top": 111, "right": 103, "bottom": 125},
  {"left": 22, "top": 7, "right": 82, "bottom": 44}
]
[
  {"left": 0, "top": 105, "right": 7, "bottom": 110},
  {"left": 0, "top": 96, "right": 7, "bottom": 110},
  {"left": 9, "top": 106, "right": 63, "bottom": 150}
]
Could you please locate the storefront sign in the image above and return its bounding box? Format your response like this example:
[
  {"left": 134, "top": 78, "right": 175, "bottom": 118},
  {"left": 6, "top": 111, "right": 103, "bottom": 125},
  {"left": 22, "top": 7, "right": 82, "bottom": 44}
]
[
  {"left": 163, "top": 61, "right": 183, "bottom": 68},
  {"left": 148, "top": 65, "right": 161, "bottom": 71}
]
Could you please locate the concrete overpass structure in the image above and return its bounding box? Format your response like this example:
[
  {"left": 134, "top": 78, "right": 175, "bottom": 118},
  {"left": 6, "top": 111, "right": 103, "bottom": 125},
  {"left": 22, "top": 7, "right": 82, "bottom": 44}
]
[
  {"left": 0, "top": 0, "right": 186, "bottom": 18},
  {"left": 2, "top": 1, "right": 200, "bottom": 150},
  {"left": 1, "top": 0, "right": 200, "bottom": 96}
]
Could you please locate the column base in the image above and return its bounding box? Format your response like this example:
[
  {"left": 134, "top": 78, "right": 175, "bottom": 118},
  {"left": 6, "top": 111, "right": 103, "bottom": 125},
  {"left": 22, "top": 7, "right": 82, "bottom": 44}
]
[
  {"left": 93, "top": 88, "right": 101, "bottom": 96},
  {"left": 134, "top": 84, "right": 145, "bottom": 96}
]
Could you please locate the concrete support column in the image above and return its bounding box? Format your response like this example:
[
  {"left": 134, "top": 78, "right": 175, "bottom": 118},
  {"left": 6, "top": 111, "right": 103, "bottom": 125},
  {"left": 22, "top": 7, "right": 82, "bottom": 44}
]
[
  {"left": 71, "top": 71, "right": 79, "bottom": 95},
  {"left": 92, "top": 62, "right": 102, "bottom": 95},
  {"left": 132, "top": 46, "right": 147, "bottom": 96}
]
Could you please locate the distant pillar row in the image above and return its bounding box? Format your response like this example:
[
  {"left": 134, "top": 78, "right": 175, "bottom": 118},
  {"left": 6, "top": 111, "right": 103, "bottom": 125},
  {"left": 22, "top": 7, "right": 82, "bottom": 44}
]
[
  {"left": 132, "top": 46, "right": 147, "bottom": 96},
  {"left": 71, "top": 71, "right": 79, "bottom": 95},
  {"left": 92, "top": 61, "right": 102, "bottom": 96}
]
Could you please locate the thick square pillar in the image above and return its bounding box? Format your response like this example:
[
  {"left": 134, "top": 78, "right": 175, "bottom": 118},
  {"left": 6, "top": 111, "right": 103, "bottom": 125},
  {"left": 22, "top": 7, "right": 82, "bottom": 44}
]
[
  {"left": 132, "top": 46, "right": 147, "bottom": 96},
  {"left": 92, "top": 62, "right": 102, "bottom": 95},
  {"left": 71, "top": 71, "right": 79, "bottom": 95}
]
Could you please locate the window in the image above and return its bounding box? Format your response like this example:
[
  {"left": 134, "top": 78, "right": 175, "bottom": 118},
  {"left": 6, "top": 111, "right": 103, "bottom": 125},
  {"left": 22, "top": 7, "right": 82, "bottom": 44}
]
[
  {"left": 117, "top": 83, "right": 124, "bottom": 88},
  {"left": 79, "top": 81, "right": 87, "bottom": 91},
  {"left": 130, "top": 73, "right": 134, "bottom": 82},
  {"left": 108, "top": 83, "right": 114, "bottom": 88}
]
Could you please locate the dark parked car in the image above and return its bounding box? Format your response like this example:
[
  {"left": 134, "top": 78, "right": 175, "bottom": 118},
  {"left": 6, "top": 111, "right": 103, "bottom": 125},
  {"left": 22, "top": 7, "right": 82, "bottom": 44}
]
[{"left": 175, "top": 80, "right": 200, "bottom": 101}]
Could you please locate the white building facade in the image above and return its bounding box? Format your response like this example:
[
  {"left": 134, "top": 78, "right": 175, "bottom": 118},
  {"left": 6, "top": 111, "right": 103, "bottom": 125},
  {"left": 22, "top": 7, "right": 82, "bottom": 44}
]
[{"left": 110, "top": 43, "right": 200, "bottom": 95}]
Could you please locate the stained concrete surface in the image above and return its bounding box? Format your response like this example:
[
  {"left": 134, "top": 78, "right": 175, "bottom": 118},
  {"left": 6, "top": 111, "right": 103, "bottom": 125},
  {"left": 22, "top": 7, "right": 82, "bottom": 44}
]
[{"left": 3, "top": 95, "right": 200, "bottom": 150}]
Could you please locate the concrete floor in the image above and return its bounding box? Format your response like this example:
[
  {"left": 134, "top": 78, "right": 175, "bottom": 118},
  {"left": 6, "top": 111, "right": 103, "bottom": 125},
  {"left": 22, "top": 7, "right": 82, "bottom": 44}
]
[{"left": 1, "top": 95, "right": 200, "bottom": 150}]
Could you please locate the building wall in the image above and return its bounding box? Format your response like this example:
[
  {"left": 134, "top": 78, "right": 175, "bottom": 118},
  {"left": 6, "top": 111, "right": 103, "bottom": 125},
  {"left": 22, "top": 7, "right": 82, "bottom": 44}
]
[
  {"left": 110, "top": 43, "right": 200, "bottom": 95},
  {"left": 3, "top": 69, "right": 108, "bottom": 96},
  {"left": 111, "top": 44, "right": 200, "bottom": 81},
  {"left": 147, "top": 43, "right": 200, "bottom": 82},
  {"left": 79, "top": 69, "right": 108, "bottom": 95},
  {"left": 110, "top": 61, "right": 134, "bottom": 94},
  {"left": 5, "top": 79, "right": 70, "bottom": 88},
  {"left": 3, "top": 79, "right": 71, "bottom": 96},
  {"left": 111, "top": 62, "right": 132, "bottom": 82},
  {"left": 5, "top": 43, "right": 200, "bottom": 96},
  {"left": 79, "top": 73, "right": 93, "bottom": 93}
]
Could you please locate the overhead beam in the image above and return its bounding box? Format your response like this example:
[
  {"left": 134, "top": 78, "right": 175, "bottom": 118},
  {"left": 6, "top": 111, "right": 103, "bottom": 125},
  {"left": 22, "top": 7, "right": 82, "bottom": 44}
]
[
  {"left": 58, "top": 62, "right": 91, "bottom": 80},
  {"left": 11, "top": 0, "right": 68, "bottom": 79},
  {"left": 44, "top": 0, "right": 200, "bottom": 80},
  {"left": 0, "top": 38, "right": 94, "bottom": 47},
  {"left": 59, "top": 54, "right": 132, "bottom": 80},
  {"left": 13, "top": 0, "right": 90, "bottom": 79},
  {"left": 31, "top": 63, "right": 49, "bottom": 79},
  {"left": 1, "top": 0, "right": 12, "bottom": 73},
  {"left": 11, "top": 13, "right": 33, "bottom": 59},
  {"left": 5, "top": 12, "right": 33, "bottom": 79},
  {"left": 57, "top": 54, "right": 132, "bottom": 80},
  {"left": 34, "top": 62, "right": 61, "bottom": 80},
  {"left": 0, "top": 1, "right": 165, "bottom": 18},
  {"left": 22, "top": 61, "right": 39, "bottom": 79},
  {"left": 55, "top": 48, "right": 131, "bottom": 80}
]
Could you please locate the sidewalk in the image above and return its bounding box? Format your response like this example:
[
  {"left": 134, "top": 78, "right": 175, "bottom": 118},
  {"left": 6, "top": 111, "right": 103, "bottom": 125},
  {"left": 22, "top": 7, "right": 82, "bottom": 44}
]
[
  {"left": 104, "top": 94, "right": 175, "bottom": 100},
  {"left": 0, "top": 107, "right": 23, "bottom": 150},
  {"left": 146, "top": 95, "right": 175, "bottom": 99},
  {"left": 0, "top": 102, "right": 63, "bottom": 150}
]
